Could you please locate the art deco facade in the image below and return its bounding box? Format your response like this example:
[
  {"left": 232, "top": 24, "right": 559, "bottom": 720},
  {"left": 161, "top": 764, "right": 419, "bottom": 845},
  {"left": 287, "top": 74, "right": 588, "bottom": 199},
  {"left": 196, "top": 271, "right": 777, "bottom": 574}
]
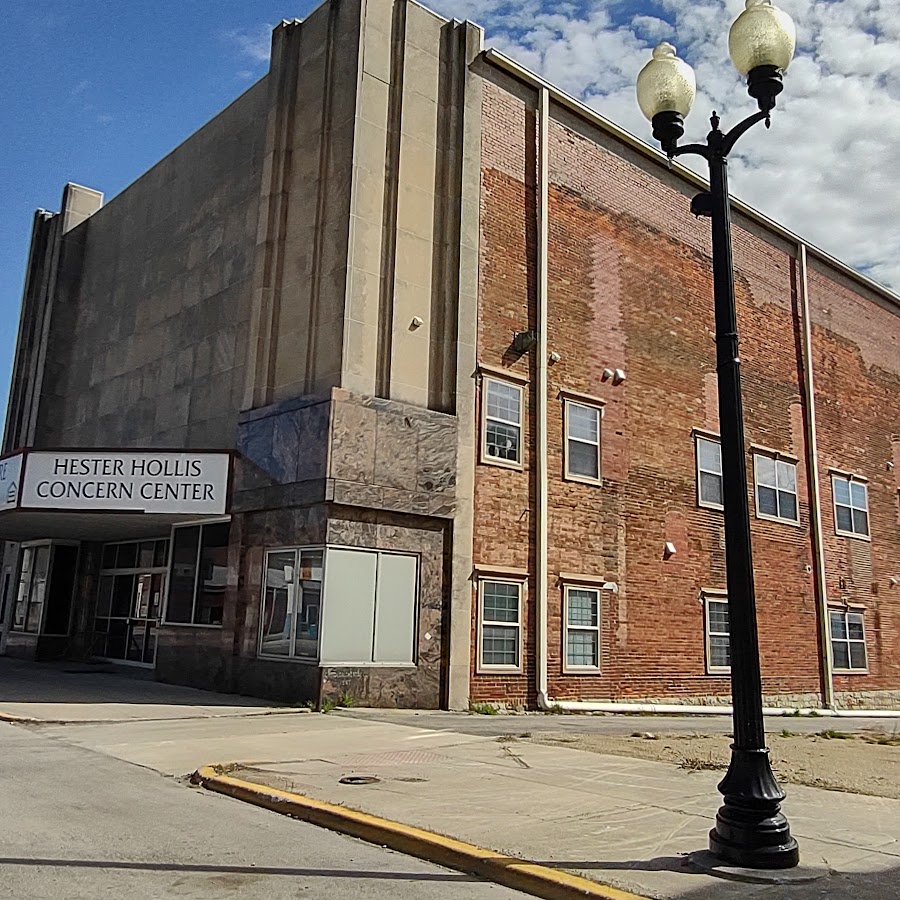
[{"left": 2, "top": 0, "right": 899, "bottom": 711}]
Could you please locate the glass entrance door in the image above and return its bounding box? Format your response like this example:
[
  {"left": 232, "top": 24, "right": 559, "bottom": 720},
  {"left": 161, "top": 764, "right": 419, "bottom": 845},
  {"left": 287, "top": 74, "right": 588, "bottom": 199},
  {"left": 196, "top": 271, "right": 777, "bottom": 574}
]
[{"left": 92, "top": 539, "right": 169, "bottom": 666}]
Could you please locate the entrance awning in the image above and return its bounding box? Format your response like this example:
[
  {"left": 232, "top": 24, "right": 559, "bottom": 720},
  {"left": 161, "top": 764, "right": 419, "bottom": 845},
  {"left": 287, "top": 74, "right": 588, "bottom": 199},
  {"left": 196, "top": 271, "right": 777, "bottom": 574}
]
[
  {"left": 0, "top": 449, "right": 232, "bottom": 543},
  {"left": 0, "top": 510, "right": 219, "bottom": 543}
]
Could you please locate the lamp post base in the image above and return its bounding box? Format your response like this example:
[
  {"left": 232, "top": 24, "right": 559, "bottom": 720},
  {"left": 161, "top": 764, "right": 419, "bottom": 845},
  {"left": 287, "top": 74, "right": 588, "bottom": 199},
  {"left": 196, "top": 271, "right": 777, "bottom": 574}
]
[{"left": 709, "top": 746, "right": 799, "bottom": 869}]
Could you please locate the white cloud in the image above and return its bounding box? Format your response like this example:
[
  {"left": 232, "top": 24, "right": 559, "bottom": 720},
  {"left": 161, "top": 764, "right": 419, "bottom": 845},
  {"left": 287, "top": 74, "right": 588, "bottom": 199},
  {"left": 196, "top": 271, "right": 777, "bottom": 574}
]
[
  {"left": 447, "top": 0, "right": 900, "bottom": 292},
  {"left": 223, "top": 24, "right": 274, "bottom": 65}
]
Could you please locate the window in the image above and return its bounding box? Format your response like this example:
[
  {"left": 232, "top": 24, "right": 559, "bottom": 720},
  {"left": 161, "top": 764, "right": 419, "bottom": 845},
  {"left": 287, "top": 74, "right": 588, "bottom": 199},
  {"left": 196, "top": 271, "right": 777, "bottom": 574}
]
[
  {"left": 13, "top": 546, "right": 50, "bottom": 633},
  {"left": 564, "top": 586, "right": 601, "bottom": 670},
  {"left": 260, "top": 548, "right": 323, "bottom": 659},
  {"left": 832, "top": 475, "right": 869, "bottom": 538},
  {"left": 565, "top": 401, "right": 602, "bottom": 483},
  {"left": 830, "top": 609, "right": 867, "bottom": 672},
  {"left": 754, "top": 454, "right": 799, "bottom": 523},
  {"left": 696, "top": 436, "right": 723, "bottom": 508},
  {"left": 260, "top": 547, "right": 419, "bottom": 665},
  {"left": 164, "top": 522, "right": 230, "bottom": 625},
  {"left": 483, "top": 377, "right": 523, "bottom": 466},
  {"left": 705, "top": 595, "right": 731, "bottom": 673},
  {"left": 479, "top": 580, "right": 522, "bottom": 670}
]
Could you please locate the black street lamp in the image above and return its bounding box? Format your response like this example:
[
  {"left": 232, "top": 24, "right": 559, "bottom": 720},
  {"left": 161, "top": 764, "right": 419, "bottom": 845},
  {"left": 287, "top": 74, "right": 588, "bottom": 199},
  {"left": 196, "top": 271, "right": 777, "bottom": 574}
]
[{"left": 636, "top": 0, "right": 800, "bottom": 871}]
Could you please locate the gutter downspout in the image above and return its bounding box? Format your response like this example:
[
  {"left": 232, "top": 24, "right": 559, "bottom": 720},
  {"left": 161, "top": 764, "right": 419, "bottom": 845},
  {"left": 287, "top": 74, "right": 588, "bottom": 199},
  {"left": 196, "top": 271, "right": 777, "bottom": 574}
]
[
  {"left": 535, "top": 87, "right": 552, "bottom": 710},
  {"left": 798, "top": 243, "right": 835, "bottom": 710}
]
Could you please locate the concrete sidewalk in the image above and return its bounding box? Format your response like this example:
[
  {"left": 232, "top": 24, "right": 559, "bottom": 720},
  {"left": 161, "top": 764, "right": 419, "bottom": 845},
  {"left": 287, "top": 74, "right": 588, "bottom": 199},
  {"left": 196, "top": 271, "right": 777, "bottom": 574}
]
[{"left": 213, "top": 713, "right": 900, "bottom": 899}]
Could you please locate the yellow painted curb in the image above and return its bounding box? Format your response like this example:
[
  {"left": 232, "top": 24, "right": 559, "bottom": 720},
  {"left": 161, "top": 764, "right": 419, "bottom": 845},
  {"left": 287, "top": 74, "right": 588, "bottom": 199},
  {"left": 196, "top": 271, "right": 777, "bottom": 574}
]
[
  {"left": 192, "top": 765, "right": 649, "bottom": 900},
  {"left": 0, "top": 712, "right": 34, "bottom": 723}
]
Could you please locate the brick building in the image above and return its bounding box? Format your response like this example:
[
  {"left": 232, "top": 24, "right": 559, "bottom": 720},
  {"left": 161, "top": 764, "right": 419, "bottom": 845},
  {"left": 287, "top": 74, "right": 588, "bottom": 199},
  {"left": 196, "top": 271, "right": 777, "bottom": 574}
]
[{"left": 2, "top": 0, "right": 898, "bottom": 711}]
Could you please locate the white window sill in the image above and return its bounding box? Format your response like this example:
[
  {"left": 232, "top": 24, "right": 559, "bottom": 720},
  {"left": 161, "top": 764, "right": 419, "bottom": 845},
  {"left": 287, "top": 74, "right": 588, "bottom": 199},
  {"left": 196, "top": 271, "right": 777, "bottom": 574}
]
[
  {"left": 756, "top": 512, "right": 803, "bottom": 528},
  {"left": 834, "top": 529, "right": 871, "bottom": 542},
  {"left": 257, "top": 654, "right": 319, "bottom": 665},
  {"left": 480, "top": 455, "right": 525, "bottom": 471}
]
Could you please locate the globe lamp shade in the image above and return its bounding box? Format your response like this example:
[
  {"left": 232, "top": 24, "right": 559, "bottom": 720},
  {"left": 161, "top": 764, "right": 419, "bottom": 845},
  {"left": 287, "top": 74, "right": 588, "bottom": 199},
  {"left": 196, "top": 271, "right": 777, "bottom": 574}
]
[
  {"left": 636, "top": 42, "right": 697, "bottom": 121},
  {"left": 729, "top": 0, "right": 796, "bottom": 75}
]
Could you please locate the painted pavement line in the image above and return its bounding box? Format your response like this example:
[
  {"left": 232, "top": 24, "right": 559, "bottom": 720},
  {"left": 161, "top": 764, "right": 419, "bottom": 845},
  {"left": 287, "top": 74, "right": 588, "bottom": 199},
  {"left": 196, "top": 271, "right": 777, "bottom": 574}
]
[{"left": 192, "top": 764, "right": 651, "bottom": 900}]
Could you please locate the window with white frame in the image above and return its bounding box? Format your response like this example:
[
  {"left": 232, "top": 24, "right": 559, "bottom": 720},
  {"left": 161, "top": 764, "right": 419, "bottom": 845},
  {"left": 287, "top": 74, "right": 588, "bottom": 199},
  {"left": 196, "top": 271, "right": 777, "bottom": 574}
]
[
  {"left": 565, "top": 401, "right": 602, "bottom": 482},
  {"left": 165, "top": 522, "right": 230, "bottom": 625},
  {"left": 705, "top": 594, "right": 731, "bottom": 673},
  {"left": 564, "top": 586, "right": 601, "bottom": 670},
  {"left": 754, "top": 454, "right": 799, "bottom": 523},
  {"left": 479, "top": 580, "right": 522, "bottom": 669},
  {"left": 832, "top": 475, "right": 869, "bottom": 538},
  {"left": 483, "top": 377, "right": 523, "bottom": 465},
  {"left": 829, "top": 609, "right": 868, "bottom": 671},
  {"left": 696, "top": 436, "right": 723, "bottom": 508}
]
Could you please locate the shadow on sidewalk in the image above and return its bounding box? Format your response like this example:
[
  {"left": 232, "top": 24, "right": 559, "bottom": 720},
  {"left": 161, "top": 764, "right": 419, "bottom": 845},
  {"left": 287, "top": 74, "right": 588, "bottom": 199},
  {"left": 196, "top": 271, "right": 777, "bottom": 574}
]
[
  {"left": 536, "top": 854, "right": 897, "bottom": 898},
  {"left": 0, "top": 857, "right": 479, "bottom": 882},
  {"left": 0, "top": 657, "right": 274, "bottom": 709}
]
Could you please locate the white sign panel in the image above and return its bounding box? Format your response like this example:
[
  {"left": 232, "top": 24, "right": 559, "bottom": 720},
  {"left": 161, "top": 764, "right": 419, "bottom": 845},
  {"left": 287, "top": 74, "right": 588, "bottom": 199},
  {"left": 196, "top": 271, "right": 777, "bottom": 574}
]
[
  {"left": 0, "top": 453, "right": 23, "bottom": 512},
  {"left": 20, "top": 451, "right": 230, "bottom": 514}
]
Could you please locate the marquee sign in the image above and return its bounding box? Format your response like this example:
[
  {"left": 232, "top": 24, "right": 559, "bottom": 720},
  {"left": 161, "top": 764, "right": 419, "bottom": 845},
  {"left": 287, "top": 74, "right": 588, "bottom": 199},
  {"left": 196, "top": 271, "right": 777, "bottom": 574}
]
[
  {"left": 0, "top": 453, "right": 23, "bottom": 512},
  {"left": 1, "top": 450, "right": 230, "bottom": 515}
]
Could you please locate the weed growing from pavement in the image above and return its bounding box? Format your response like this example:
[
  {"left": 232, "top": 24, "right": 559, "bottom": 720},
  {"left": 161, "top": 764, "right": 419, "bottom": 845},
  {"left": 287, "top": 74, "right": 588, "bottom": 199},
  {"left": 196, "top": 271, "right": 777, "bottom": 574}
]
[
  {"left": 816, "top": 729, "right": 855, "bottom": 740},
  {"left": 680, "top": 753, "right": 727, "bottom": 772},
  {"left": 469, "top": 702, "right": 498, "bottom": 715},
  {"left": 863, "top": 733, "right": 900, "bottom": 746},
  {"left": 336, "top": 690, "right": 355, "bottom": 708},
  {"left": 781, "top": 728, "right": 798, "bottom": 738}
]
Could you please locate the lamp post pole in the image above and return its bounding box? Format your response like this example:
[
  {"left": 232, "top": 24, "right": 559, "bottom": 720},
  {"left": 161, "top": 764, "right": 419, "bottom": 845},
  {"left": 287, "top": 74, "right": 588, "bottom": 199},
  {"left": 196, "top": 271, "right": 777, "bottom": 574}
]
[
  {"left": 637, "top": 0, "right": 801, "bottom": 864},
  {"left": 679, "top": 111, "right": 800, "bottom": 869}
]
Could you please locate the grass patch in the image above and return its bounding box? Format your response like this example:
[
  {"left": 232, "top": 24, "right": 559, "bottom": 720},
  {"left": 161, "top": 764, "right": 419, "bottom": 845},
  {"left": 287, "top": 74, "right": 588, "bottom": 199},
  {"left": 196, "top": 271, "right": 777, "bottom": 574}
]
[
  {"left": 815, "top": 729, "right": 855, "bottom": 740},
  {"left": 335, "top": 690, "right": 355, "bottom": 709},
  {"left": 780, "top": 728, "right": 798, "bottom": 738},
  {"left": 862, "top": 733, "right": 900, "bottom": 747},
  {"left": 680, "top": 754, "right": 727, "bottom": 772},
  {"left": 469, "top": 702, "right": 498, "bottom": 716}
]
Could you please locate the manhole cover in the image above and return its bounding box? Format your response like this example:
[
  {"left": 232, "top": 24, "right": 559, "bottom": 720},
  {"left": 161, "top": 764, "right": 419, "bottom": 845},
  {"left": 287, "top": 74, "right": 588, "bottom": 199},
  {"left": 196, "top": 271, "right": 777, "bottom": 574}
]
[{"left": 339, "top": 775, "right": 380, "bottom": 785}]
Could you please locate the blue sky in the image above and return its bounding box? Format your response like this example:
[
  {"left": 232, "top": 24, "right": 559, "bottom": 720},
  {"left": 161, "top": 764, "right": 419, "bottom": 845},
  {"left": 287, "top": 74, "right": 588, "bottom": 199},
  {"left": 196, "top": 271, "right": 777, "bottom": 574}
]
[{"left": 3, "top": 0, "right": 899, "bottom": 430}]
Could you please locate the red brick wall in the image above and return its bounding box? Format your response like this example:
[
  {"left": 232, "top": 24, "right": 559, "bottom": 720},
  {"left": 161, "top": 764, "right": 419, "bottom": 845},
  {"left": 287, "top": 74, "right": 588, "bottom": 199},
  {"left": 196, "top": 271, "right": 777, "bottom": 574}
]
[
  {"left": 807, "top": 265, "right": 900, "bottom": 693},
  {"left": 470, "top": 75, "right": 887, "bottom": 705}
]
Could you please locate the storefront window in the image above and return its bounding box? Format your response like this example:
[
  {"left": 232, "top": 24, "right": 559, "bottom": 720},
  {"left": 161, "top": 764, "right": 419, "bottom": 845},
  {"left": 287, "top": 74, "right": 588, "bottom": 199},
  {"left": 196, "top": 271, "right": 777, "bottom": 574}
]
[
  {"left": 14, "top": 546, "right": 49, "bottom": 633},
  {"left": 164, "top": 522, "right": 230, "bottom": 626},
  {"left": 260, "top": 548, "right": 323, "bottom": 660}
]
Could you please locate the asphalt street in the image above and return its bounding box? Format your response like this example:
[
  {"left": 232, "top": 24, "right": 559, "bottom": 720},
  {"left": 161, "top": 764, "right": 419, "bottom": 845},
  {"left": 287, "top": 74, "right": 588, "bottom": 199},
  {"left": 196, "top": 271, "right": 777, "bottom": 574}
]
[{"left": 0, "top": 722, "right": 527, "bottom": 900}]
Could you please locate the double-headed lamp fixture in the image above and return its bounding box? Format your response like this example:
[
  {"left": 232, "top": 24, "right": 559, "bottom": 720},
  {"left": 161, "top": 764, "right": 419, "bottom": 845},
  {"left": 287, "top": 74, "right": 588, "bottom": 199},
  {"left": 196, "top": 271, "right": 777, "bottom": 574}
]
[{"left": 636, "top": 0, "right": 796, "bottom": 155}]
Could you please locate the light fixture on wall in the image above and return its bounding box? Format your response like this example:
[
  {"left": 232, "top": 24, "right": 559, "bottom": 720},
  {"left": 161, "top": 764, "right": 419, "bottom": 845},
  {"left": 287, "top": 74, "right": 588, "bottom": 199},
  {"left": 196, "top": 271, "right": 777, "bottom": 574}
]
[{"left": 513, "top": 330, "right": 536, "bottom": 353}]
